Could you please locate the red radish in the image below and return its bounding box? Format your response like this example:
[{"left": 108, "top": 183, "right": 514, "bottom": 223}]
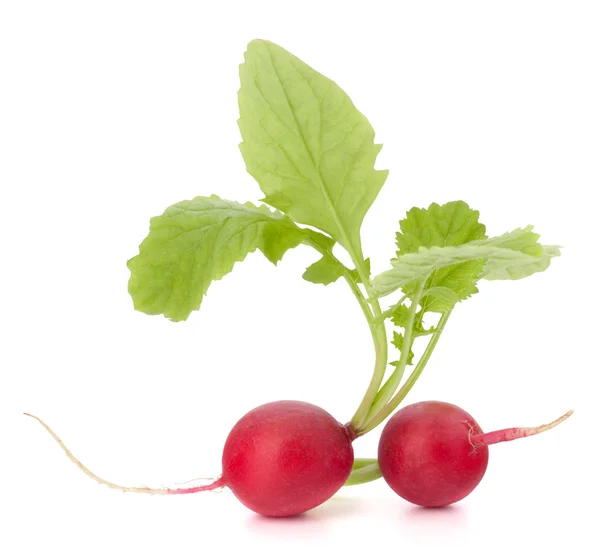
[
  {"left": 25, "top": 401, "right": 355, "bottom": 517},
  {"left": 378, "top": 401, "right": 572, "bottom": 508},
  {"left": 221, "top": 401, "right": 354, "bottom": 516}
]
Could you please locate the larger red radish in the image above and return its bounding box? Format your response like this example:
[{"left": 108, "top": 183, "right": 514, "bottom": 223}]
[
  {"left": 26, "top": 401, "right": 355, "bottom": 517},
  {"left": 221, "top": 401, "right": 354, "bottom": 516}
]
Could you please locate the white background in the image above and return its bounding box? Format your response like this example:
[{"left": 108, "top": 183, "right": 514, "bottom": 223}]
[{"left": 2, "top": 1, "right": 598, "bottom": 553}]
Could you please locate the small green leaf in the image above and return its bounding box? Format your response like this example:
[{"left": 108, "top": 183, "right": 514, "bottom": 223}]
[
  {"left": 303, "top": 255, "right": 345, "bottom": 285},
  {"left": 396, "top": 201, "right": 487, "bottom": 311},
  {"left": 302, "top": 232, "right": 368, "bottom": 286},
  {"left": 238, "top": 39, "right": 388, "bottom": 256},
  {"left": 391, "top": 331, "right": 415, "bottom": 365},
  {"left": 391, "top": 304, "right": 435, "bottom": 336},
  {"left": 390, "top": 304, "right": 412, "bottom": 328},
  {"left": 127, "top": 196, "right": 305, "bottom": 321},
  {"left": 302, "top": 232, "right": 345, "bottom": 285},
  {"left": 396, "top": 201, "right": 487, "bottom": 255},
  {"left": 373, "top": 226, "right": 560, "bottom": 298}
]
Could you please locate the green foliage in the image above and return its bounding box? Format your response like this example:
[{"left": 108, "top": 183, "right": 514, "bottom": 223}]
[
  {"left": 391, "top": 331, "right": 415, "bottom": 365},
  {"left": 396, "top": 201, "right": 487, "bottom": 312},
  {"left": 302, "top": 248, "right": 345, "bottom": 285},
  {"left": 127, "top": 196, "right": 304, "bottom": 321},
  {"left": 238, "top": 39, "right": 387, "bottom": 256},
  {"left": 126, "top": 40, "right": 562, "bottom": 438},
  {"left": 374, "top": 226, "right": 560, "bottom": 300}
]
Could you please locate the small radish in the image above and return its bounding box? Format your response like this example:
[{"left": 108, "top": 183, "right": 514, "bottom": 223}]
[
  {"left": 26, "top": 401, "right": 355, "bottom": 517},
  {"left": 378, "top": 401, "right": 572, "bottom": 508}
]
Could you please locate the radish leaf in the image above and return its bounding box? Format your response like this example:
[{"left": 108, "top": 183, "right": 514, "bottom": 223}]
[
  {"left": 238, "top": 39, "right": 388, "bottom": 256},
  {"left": 391, "top": 332, "right": 415, "bottom": 365},
  {"left": 302, "top": 235, "right": 345, "bottom": 285},
  {"left": 391, "top": 305, "right": 436, "bottom": 336},
  {"left": 396, "top": 201, "right": 487, "bottom": 312},
  {"left": 373, "top": 226, "right": 560, "bottom": 299},
  {"left": 128, "top": 196, "right": 305, "bottom": 321}
]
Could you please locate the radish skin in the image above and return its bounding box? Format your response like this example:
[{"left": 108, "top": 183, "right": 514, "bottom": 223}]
[{"left": 222, "top": 401, "right": 354, "bottom": 516}]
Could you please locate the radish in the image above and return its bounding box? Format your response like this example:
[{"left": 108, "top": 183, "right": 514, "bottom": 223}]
[
  {"left": 220, "top": 401, "right": 354, "bottom": 516},
  {"left": 378, "top": 401, "right": 572, "bottom": 508},
  {"left": 27, "top": 40, "right": 568, "bottom": 519},
  {"left": 26, "top": 401, "right": 355, "bottom": 517}
]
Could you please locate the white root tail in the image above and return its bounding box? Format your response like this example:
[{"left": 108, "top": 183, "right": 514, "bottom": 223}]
[{"left": 24, "top": 413, "right": 225, "bottom": 495}]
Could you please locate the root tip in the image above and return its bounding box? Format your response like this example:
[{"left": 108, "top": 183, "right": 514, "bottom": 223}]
[{"left": 551, "top": 409, "right": 574, "bottom": 428}]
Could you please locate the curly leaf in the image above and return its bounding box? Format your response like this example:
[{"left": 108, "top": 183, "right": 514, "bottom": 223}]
[
  {"left": 396, "top": 201, "right": 487, "bottom": 311},
  {"left": 128, "top": 196, "right": 305, "bottom": 321},
  {"left": 373, "top": 226, "right": 560, "bottom": 299}
]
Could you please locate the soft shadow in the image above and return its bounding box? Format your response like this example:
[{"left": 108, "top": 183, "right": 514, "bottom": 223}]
[
  {"left": 402, "top": 504, "right": 468, "bottom": 529},
  {"left": 307, "top": 495, "right": 365, "bottom": 520},
  {"left": 245, "top": 512, "right": 331, "bottom": 540},
  {"left": 244, "top": 496, "right": 365, "bottom": 538}
]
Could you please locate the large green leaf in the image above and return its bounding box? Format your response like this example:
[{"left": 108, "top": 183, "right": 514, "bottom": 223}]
[
  {"left": 373, "top": 227, "right": 560, "bottom": 299},
  {"left": 238, "top": 39, "right": 388, "bottom": 257},
  {"left": 128, "top": 196, "right": 305, "bottom": 321}
]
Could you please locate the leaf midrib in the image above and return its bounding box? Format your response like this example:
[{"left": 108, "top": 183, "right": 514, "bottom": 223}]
[{"left": 263, "top": 43, "right": 357, "bottom": 255}]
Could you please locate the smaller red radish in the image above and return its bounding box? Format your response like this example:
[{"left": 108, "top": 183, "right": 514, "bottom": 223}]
[
  {"left": 378, "top": 401, "right": 572, "bottom": 508},
  {"left": 25, "top": 400, "right": 355, "bottom": 517}
]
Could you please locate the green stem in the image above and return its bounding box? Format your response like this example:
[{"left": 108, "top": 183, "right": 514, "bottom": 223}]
[
  {"left": 302, "top": 235, "right": 388, "bottom": 432},
  {"left": 344, "top": 264, "right": 376, "bottom": 328},
  {"left": 359, "top": 310, "right": 452, "bottom": 434},
  {"left": 363, "top": 281, "right": 426, "bottom": 424},
  {"left": 372, "top": 295, "right": 407, "bottom": 325},
  {"left": 344, "top": 458, "right": 382, "bottom": 486},
  {"left": 349, "top": 248, "right": 388, "bottom": 431}
]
